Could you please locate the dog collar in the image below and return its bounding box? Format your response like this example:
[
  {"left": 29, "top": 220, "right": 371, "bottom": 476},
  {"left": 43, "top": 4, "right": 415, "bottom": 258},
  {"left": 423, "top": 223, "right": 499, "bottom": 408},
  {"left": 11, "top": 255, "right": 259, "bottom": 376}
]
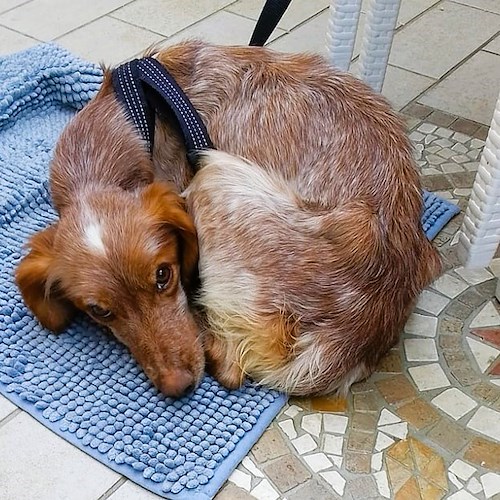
[{"left": 111, "top": 57, "right": 214, "bottom": 168}]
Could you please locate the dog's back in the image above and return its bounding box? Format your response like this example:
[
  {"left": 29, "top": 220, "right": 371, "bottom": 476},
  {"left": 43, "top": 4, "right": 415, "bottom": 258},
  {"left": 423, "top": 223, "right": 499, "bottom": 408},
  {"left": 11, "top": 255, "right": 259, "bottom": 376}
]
[{"left": 176, "top": 43, "right": 441, "bottom": 395}]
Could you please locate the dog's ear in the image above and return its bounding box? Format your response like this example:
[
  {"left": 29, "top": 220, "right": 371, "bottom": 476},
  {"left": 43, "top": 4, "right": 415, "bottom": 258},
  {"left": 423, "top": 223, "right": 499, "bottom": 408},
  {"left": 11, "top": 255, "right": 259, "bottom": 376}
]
[
  {"left": 141, "top": 182, "right": 199, "bottom": 286},
  {"left": 15, "top": 225, "right": 75, "bottom": 332}
]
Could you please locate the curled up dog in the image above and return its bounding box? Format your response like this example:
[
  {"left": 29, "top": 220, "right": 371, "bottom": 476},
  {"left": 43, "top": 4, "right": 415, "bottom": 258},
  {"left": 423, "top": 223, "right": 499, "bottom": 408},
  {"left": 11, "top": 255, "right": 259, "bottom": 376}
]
[{"left": 15, "top": 41, "right": 441, "bottom": 398}]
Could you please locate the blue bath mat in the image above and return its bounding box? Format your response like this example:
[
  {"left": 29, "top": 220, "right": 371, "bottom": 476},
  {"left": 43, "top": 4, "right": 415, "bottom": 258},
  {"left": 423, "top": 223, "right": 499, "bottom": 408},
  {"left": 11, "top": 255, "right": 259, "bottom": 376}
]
[
  {"left": 422, "top": 190, "right": 461, "bottom": 240},
  {"left": 0, "top": 44, "right": 286, "bottom": 500},
  {"left": 0, "top": 43, "right": 458, "bottom": 499}
]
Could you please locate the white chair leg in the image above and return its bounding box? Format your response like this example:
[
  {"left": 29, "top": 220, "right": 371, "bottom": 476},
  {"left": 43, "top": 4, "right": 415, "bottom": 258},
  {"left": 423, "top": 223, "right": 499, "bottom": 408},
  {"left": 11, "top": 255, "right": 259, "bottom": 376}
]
[
  {"left": 326, "top": 0, "right": 363, "bottom": 72},
  {"left": 457, "top": 90, "right": 500, "bottom": 269},
  {"left": 357, "top": 0, "right": 401, "bottom": 92}
]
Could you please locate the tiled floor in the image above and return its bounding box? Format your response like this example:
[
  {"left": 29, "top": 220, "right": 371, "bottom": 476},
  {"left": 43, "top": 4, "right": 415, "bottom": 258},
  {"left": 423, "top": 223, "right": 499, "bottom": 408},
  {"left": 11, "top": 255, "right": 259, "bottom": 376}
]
[{"left": 0, "top": 1, "right": 500, "bottom": 499}]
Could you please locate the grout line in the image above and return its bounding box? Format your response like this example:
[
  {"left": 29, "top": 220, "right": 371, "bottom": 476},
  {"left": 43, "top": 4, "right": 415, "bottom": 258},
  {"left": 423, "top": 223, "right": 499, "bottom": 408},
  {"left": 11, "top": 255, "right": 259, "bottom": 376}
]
[
  {"left": 401, "top": 27, "right": 500, "bottom": 113},
  {"left": 107, "top": 0, "right": 242, "bottom": 41},
  {"left": 448, "top": 0, "right": 500, "bottom": 15},
  {"left": 0, "top": 22, "right": 41, "bottom": 42},
  {"left": 97, "top": 477, "right": 128, "bottom": 500},
  {"left": 0, "top": 408, "right": 22, "bottom": 429},
  {"left": 0, "top": 0, "right": 33, "bottom": 17}
]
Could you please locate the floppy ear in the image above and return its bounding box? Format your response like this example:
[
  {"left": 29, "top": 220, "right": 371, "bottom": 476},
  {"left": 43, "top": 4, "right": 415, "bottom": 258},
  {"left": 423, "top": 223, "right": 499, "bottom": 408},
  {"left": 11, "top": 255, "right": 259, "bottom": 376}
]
[
  {"left": 141, "top": 182, "right": 199, "bottom": 286},
  {"left": 15, "top": 225, "right": 75, "bottom": 332}
]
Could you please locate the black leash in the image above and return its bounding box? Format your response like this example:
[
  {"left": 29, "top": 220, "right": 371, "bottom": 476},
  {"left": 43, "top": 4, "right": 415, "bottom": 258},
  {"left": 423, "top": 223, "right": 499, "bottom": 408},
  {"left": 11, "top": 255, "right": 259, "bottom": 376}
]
[
  {"left": 249, "top": 0, "right": 292, "bottom": 46},
  {"left": 111, "top": 57, "right": 213, "bottom": 168}
]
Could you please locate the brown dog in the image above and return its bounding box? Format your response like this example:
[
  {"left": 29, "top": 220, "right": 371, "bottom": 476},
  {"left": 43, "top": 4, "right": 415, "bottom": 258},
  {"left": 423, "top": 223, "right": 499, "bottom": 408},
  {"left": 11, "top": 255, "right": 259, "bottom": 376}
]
[{"left": 16, "top": 40, "right": 441, "bottom": 397}]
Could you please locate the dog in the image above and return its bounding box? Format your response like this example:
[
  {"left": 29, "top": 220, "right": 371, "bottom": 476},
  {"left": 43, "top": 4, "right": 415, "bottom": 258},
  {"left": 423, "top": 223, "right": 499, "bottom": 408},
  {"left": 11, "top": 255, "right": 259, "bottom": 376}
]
[{"left": 16, "top": 40, "right": 441, "bottom": 397}]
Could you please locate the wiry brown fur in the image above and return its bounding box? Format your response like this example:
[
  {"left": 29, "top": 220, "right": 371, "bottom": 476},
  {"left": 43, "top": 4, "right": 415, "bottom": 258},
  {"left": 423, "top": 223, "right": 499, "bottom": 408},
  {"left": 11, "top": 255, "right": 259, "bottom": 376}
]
[{"left": 16, "top": 40, "right": 441, "bottom": 397}]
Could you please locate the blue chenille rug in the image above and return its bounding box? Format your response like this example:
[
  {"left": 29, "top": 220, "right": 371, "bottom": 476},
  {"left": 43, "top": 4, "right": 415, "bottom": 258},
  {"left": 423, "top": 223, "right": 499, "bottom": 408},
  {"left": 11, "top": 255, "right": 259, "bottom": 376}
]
[{"left": 0, "top": 44, "right": 459, "bottom": 499}]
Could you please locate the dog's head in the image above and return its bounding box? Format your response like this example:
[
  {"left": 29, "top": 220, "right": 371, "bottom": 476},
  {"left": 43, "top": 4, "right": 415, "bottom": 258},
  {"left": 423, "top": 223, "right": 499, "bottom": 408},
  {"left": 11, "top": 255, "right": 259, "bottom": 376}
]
[{"left": 16, "top": 181, "right": 204, "bottom": 398}]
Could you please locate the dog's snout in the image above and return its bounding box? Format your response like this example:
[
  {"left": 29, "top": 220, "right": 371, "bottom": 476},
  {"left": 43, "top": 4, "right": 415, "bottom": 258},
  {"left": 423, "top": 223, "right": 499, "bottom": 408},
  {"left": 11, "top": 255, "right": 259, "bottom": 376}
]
[{"left": 157, "top": 369, "right": 195, "bottom": 398}]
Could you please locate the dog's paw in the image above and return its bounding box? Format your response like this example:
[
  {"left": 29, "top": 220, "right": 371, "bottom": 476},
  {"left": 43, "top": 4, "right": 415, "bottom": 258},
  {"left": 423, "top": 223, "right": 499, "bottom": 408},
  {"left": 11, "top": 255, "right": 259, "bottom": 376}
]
[{"left": 204, "top": 332, "right": 244, "bottom": 390}]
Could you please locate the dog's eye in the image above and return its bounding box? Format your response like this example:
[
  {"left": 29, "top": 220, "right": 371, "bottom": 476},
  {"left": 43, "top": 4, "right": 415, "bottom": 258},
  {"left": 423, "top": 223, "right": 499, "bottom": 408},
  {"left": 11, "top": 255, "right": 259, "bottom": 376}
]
[
  {"left": 156, "top": 264, "right": 172, "bottom": 291},
  {"left": 89, "top": 304, "right": 113, "bottom": 320}
]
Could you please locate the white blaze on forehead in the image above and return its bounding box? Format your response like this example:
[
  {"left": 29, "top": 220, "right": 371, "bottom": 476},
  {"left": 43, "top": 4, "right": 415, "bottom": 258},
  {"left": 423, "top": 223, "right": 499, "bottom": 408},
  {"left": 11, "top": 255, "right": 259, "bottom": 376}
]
[{"left": 83, "top": 212, "right": 107, "bottom": 255}]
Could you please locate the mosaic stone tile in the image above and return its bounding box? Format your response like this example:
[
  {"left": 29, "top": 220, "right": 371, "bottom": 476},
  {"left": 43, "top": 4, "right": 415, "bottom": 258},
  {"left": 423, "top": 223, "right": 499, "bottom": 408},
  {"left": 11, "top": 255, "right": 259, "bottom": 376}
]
[
  {"left": 432, "top": 273, "right": 469, "bottom": 298},
  {"left": 397, "top": 398, "right": 440, "bottom": 430},
  {"left": 466, "top": 476, "right": 482, "bottom": 494},
  {"left": 345, "top": 475, "right": 379, "bottom": 498},
  {"left": 323, "top": 415, "right": 348, "bottom": 434},
  {"left": 291, "top": 434, "right": 318, "bottom": 455},
  {"left": 345, "top": 451, "right": 371, "bottom": 474},
  {"left": 376, "top": 350, "right": 402, "bottom": 373},
  {"left": 480, "top": 472, "right": 500, "bottom": 498},
  {"left": 464, "top": 437, "right": 500, "bottom": 471},
  {"left": 263, "top": 455, "right": 311, "bottom": 493},
  {"left": 416, "top": 290, "right": 450, "bottom": 315},
  {"left": 352, "top": 412, "right": 377, "bottom": 432},
  {"left": 404, "top": 338, "right": 439, "bottom": 362},
  {"left": 449, "top": 459, "right": 476, "bottom": 482},
  {"left": 449, "top": 471, "right": 464, "bottom": 489},
  {"left": 455, "top": 267, "right": 495, "bottom": 286},
  {"left": 283, "top": 404, "right": 302, "bottom": 418},
  {"left": 378, "top": 408, "right": 401, "bottom": 425},
  {"left": 427, "top": 419, "right": 471, "bottom": 453},
  {"left": 375, "top": 431, "right": 396, "bottom": 452},
  {"left": 371, "top": 452, "right": 383, "bottom": 472},
  {"left": 470, "top": 301, "right": 500, "bottom": 328},
  {"left": 322, "top": 434, "right": 343, "bottom": 456},
  {"left": 431, "top": 388, "right": 478, "bottom": 420},
  {"left": 216, "top": 482, "right": 254, "bottom": 500},
  {"left": 467, "top": 406, "right": 500, "bottom": 441},
  {"left": 466, "top": 337, "right": 500, "bottom": 373},
  {"left": 379, "top": 422, "right": 408, "bottom": 440},
  {"left": 427, "top": 110, "right": 456, "bottom": 127},
  {"left": 252, "top": 429, "right": 290, "bottom": 463},
  {"left": 447, "top": 490, "right": 477, "bottom": 500},
  {"left": 374, "top": 470, "right": 391, "bottom": 498},
  {"left": 471, "top": 382, "right": 500, "bottom": 405},
  {"left": 353, "top": 392, "right": 380, "bottom": 413},
  {"left": 303, "top": 453, "right": 332, "bottom": 473},
  {"left": 405, "top": 313, "right": 439, "bottom": 337},
  {"left": 320, "top": 471, "right": 345, "bottom": 496},
  {"left": 278, "top": 419, "right": 297, "bottom": 440},
  {"left": 439, "top": 317, "right": 464, "bottom": 335},
  {"left": 408, "top": 363, "right": 451, "bottom": 391},
  {"left": 457, "top": 288, "right": 488, "bottom": 309},
  {"left": 347, "top": 431, "right": 375, "bottom": 453},
  {"left": 242, "top": 457, "right": 264, "bottom": 478},
  {"left": 228, "top": 469, "right": 252, "bottom": 491},
  {"left": 286, "top": 478, "right": 340, "bottom": 500},
  {"left": 301, "top": 414, "right": 322, "bottom": 437},
  {"left": 250, "top": 478, "right": 279, "bottom": 500},
  {"left": 376, "top": 374, "right": 417, "bottom": 403},
  {"left": 471, "top": 327, "right": 500, "bottom": 347},
  {"left": 445, "top": 300, "right": 474, "bottom": 320},
  {"left": 310, "top": 397, "right": 347, "bottom": 412}
]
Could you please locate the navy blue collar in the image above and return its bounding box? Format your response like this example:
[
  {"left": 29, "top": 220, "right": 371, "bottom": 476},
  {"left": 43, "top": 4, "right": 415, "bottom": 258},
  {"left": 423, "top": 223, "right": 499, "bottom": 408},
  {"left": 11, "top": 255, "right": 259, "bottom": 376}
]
[{"left": 111, "top": 57, "right": 214, "bottom": 168}]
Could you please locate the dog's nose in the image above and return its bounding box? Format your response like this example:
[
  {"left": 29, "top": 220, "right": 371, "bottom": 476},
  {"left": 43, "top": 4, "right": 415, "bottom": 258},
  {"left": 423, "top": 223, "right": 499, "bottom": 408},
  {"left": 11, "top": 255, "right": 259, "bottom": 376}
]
[{"left": 158, "top": 369, "right": 195, "bottom": 398}]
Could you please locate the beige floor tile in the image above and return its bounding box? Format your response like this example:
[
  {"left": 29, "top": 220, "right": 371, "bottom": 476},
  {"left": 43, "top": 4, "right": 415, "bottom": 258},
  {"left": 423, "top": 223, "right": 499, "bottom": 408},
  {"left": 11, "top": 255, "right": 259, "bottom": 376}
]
[
  {"left": 0, "top": 0, "right": 28, "bottom": 14},
  {"left": 419, "top": 50, "right": 500, "bottom": 125},
  {"left": 452, "top": 0, "right": 500, "bottom": 14},
  {"left": 380, "top": 65, "right": 434, "bottom": 110},
  {"left": 0, "top": 25, "right": 38, "bottom": 55},
  {"left": 56, "top": 16, "right": 162, "bottom": 65},
  {"left": 268, "top": 10, "right": 329, "bottom": 56},
  {"left": 111, "top": 0, "right": 232, "bottom": 37},
  {"left": 484, "top": 34, "right": 500, "bottom": 55},
  {"left": 0, "top": 412, "right": 120, "bottom": 500},
  {"left": 0, "top": 394, "right": 16, "bottom": 421},
  {"left": 109, "top": 480, "right": 162, "bottom": 499},
  {"left": 166, "top": 11, "right": 285, "bottom": 47},
  {"left": 226, "top": 0, "right": 329, "bottom": 31},
  {"left": 395, "top": 0, "right": 441, "bottom": 26},
  {"left": 389, "top": 1, "right": 500, "bottom": 78},
  {"left": 0, "top": 0, "right": 133, "bottom": 41}
]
